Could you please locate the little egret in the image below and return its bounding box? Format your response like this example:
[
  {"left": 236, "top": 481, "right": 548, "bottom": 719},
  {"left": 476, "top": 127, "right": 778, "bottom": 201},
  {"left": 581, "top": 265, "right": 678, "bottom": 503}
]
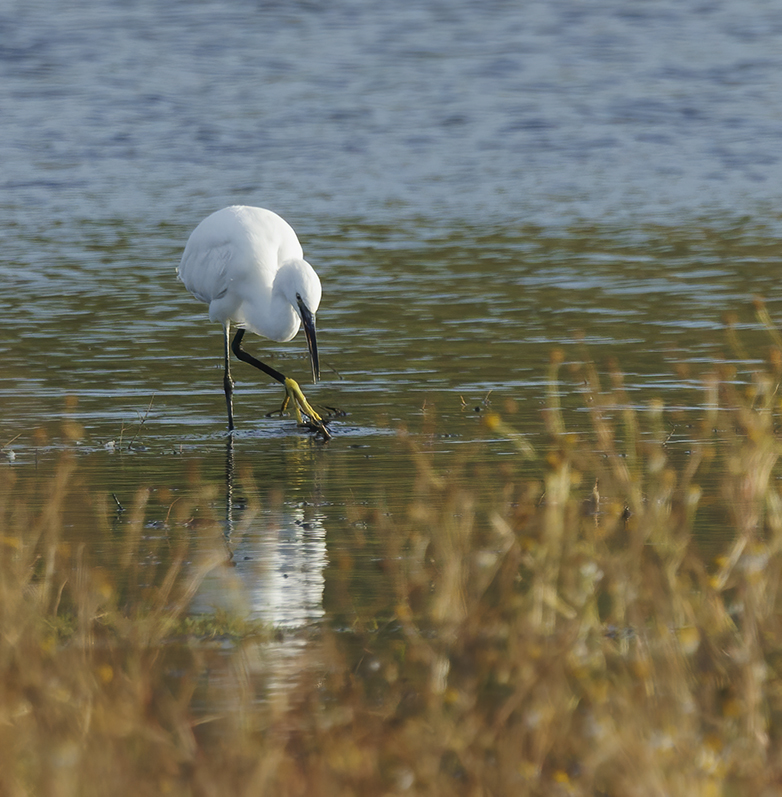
[{"left": 177, "top": 205, "right": 330, "bottom": 439}]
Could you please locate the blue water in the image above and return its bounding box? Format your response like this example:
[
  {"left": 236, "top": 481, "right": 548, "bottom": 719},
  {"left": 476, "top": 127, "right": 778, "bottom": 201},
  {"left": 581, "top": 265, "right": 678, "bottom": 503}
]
[{"left": 2, "top": 0, "right": 782, "bottom": 229}]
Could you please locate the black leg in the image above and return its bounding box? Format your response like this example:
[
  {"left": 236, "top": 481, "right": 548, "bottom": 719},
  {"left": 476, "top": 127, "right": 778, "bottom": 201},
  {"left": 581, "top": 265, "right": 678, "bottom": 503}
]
[
  {"left": 223, "top": 324, "right": 235, "bottom": 431},
  {"left": 231, "top": 328, "right": 288, "bottom": 384},
  {"left": 230, "top": 328, "right": 331, "bottom": 440}
]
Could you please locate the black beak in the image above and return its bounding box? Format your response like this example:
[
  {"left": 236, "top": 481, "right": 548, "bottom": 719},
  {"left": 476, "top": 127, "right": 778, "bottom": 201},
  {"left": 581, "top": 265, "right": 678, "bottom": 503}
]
[{"left": 297, "top": 297, "right": 320, "bottom": 383}]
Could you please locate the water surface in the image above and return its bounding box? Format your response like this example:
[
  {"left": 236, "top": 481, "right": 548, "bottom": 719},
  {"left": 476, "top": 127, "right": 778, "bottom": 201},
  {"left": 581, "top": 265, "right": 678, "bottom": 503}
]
[{"left": 2, "top": 0, "right": 782, "bottom": 641}]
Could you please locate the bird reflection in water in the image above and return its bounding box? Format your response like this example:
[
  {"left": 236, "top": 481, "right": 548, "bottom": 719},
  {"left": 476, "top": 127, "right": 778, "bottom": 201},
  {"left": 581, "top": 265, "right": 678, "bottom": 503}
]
[{"left": 193, "top": 436, "right": 327, "bottom": 632}]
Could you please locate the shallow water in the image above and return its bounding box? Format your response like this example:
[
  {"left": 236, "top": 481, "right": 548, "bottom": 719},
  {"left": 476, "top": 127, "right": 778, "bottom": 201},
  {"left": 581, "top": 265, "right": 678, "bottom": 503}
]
[{"left": 2, "top": 1, "right": 782, "bottom": 649}]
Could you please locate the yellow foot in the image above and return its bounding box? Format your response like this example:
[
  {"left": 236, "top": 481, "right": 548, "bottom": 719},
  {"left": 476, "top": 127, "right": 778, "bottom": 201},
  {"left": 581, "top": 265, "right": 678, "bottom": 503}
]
[
  {"left": 282, "top": 377, "right": 321, "bottom": 423},
  {"left": 279, "top": 378, "right": 332, "bottom": 440}
]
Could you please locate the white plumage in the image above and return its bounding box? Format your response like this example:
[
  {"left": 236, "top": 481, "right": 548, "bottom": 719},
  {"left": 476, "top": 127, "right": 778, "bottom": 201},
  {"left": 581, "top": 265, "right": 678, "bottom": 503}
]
[
  {"left": 177, "top": 205, "right": 329, "bottom": 438},
  {"left": 178, "top": 205, "right": 321, "bottom": 342}
]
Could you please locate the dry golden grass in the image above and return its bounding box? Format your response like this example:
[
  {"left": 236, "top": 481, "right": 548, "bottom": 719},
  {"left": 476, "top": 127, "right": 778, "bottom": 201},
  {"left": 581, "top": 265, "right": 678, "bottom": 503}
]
[{"left": 4, "top": 347, "right": 782, "bottom": 795}]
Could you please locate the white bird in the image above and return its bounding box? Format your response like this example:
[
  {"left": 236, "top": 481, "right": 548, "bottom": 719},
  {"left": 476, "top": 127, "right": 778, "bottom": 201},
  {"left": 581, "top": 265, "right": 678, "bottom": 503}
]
[{"left": 177, "top": 205, "right": 330, "bottom": 438}]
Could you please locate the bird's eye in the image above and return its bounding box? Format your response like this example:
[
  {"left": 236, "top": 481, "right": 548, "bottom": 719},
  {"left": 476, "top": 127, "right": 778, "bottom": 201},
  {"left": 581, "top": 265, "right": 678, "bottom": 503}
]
[{"left": 296, "top": 292, "right": 302, "bottom": 301}]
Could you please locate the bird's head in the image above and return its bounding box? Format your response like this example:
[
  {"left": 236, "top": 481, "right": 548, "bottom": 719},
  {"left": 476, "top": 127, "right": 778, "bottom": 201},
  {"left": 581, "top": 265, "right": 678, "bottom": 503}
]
[{"left": 276, "top": 259, "right": 322, "bottom": 383}]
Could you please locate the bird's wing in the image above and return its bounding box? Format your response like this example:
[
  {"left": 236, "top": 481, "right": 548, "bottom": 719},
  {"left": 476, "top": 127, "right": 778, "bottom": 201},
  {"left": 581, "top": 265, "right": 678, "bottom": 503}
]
[
  {"left": 178, "top": 240, "right": 235, "bottom": 306},
  {"left": 177, "top": 205, "right": 307, "bottom": 331}
]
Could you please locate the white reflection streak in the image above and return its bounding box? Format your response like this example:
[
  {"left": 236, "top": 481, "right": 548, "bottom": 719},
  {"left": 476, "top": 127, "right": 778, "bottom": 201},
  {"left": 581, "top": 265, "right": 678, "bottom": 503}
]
[
  {"left": 193, "top": 437, "right": 327, "bottom": 632},
  {"left": 230, "top": 506, "right": 326, "bottom": 629}
]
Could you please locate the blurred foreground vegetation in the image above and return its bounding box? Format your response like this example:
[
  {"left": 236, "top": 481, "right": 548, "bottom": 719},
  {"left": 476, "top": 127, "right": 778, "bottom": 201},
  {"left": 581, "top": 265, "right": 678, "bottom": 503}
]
[{"left": 4, "top": 344, "right": 782, "bottom": 796}]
